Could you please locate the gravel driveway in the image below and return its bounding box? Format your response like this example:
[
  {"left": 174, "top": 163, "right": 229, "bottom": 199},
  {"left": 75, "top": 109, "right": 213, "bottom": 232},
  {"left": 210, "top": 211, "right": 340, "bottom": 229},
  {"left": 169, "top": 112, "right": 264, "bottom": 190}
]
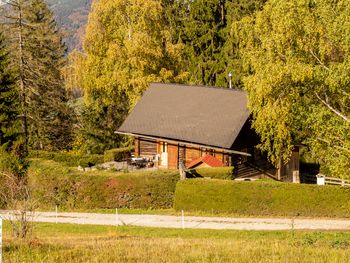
[{"left": 1, "top": 211, "right": 350, "bottom": 231}]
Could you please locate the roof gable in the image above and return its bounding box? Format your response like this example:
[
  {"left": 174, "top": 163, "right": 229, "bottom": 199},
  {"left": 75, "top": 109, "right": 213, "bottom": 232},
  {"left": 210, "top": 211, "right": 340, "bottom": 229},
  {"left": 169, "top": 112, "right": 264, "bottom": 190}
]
[
  {"left": 118, "top": 83, "right": 249, "bottom": 149},
  {"left": 187, "top": 154, "right": 224, "bottom": 169}
]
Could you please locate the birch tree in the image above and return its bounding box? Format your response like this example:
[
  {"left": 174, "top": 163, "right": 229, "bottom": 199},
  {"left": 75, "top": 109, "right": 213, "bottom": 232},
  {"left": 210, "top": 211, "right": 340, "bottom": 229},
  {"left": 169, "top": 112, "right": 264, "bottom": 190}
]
[
  {"left": 238, "top": 0, "right": 350, "bottom": 177},
  {"left": 74, "top": 0, "right": 188, "bottom": 152}
]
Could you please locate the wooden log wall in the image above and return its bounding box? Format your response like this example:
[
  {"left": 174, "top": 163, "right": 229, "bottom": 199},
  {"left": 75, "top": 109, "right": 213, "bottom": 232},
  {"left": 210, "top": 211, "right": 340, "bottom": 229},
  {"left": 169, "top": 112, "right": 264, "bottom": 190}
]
[
  {"left": 139, "top": 139, "right": 157, "bottom": 156},
  {"left": 134, "top": 138, "right": 140, "bottom": 157},
  {"left": 135, "top": 137, "right": 234, "bottom": 169},
  {"left": 185, "top": 147, "right": 201, "bottom": 167}
]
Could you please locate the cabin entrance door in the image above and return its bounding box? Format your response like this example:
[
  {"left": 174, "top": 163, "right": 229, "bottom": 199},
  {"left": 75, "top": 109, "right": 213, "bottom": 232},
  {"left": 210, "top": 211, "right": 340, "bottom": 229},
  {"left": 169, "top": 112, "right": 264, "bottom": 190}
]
[{"left": 160, "top": 142, "right": 168, "bottom": 168}]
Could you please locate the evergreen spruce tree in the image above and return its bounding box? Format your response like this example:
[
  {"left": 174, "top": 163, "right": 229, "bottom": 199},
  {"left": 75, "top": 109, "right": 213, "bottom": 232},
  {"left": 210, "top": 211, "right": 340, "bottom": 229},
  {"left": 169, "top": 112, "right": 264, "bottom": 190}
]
[
  {"left": 219, "top": 0, "right": 266, "bottom": 88},
  {"left": 0, "top": 8, "right": 29, "bottom": 180},
  {"left": 165, "top": 0, "right": 266, "bottom": 87},
  {"left": 23, "top": 0, "right": 73, "bottom": 150},
  {"left": 0, "top": 31, "right": 20, "bottom": 151},
  {"left": 76, "top": 94, "right": 130, "bottom": 154},
  {"left": 6, "top": 0, "right": 73, "bottom": 151},
  {"left": 179, "top": 0, "right": 227, "bottom": 86}
]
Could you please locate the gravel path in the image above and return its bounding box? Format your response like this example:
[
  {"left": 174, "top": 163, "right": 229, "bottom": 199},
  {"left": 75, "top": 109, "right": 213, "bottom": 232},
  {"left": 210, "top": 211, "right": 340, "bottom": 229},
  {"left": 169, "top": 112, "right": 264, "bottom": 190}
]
[{"left": 1, "top": 211, "right": 350, "bottom": 231}]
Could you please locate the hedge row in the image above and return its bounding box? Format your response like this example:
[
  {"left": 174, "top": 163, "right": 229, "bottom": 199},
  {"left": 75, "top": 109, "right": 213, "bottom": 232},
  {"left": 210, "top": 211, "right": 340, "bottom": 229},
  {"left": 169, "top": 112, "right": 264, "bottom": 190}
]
[
  {"left": 27, "top": 160, "right": 179, "bottom": 210},
  {"left": 186, "top": 167, "right": 234, "bottom": 180},
  {"left": 104, "top": 146, "right": 134, "bottom": 163},
  {"left": 174, "top": 179, "right": 350, "bottom": 218},
  {"left": 29, "top": 150, "right": 105, "bottom": 167}
]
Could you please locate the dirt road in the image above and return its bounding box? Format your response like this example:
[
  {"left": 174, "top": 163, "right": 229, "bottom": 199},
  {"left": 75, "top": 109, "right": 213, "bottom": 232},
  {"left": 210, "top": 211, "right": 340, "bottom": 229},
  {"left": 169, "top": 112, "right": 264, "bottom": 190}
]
[{"left": 2, "top": 211, "right": 350, "bottom": 231}]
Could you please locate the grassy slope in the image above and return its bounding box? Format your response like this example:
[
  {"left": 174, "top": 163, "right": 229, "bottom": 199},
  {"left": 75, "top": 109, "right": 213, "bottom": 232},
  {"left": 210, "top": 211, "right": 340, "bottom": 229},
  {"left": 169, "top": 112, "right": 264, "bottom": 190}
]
[
  {"left": 174, "top": 179, "right": 350, "bottom": 218},
  {"left": 3, "top": 222, "right": 350, "bottom": 262}
]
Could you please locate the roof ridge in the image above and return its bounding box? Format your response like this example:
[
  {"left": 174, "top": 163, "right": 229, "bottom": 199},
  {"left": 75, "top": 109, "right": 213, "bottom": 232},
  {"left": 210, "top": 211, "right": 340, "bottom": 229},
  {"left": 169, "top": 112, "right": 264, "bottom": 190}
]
[{"left": 150, "top": 82, "right": 246, "bottom": 93}]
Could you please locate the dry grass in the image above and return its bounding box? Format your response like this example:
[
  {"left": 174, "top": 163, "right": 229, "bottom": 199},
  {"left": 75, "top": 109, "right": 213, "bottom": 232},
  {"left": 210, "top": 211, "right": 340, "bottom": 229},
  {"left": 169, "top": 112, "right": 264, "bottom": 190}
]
[{"left": 3, "top": 222, "right": 350, "bottom": 262}]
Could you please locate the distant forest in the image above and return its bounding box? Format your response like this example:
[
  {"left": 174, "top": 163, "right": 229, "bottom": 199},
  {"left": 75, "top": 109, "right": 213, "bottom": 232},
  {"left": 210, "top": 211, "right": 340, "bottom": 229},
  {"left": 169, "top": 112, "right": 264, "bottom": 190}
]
[{"left": 46, "top": 0, "right": 92, "bottom": 51}]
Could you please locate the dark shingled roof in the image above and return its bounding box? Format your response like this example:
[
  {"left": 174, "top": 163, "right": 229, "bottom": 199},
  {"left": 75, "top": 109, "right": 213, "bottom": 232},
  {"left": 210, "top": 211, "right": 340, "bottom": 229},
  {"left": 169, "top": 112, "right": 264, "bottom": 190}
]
[{"left": 118, "top": 83, "right": 249, "bottom": 149}]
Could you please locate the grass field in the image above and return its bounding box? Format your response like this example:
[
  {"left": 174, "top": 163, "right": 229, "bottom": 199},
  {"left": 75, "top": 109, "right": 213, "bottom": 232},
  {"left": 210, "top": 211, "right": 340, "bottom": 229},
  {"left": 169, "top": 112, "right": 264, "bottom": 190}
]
[{"left": 3, "top": 222, "right": 350, "bottom": 262}]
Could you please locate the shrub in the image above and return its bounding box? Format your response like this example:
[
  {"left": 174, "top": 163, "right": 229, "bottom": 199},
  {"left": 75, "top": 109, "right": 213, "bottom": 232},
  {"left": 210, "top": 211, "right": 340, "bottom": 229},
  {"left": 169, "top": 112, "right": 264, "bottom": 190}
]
[
  {"left": 29, "top": 150, "right": 55, "bottom": 160},
  {"left": 186, "top": 167, "right": 234, "bottom": 180},
  {"left": 29, "top": 150, "right": 104, "bottom": 167},
  {"left": 27, "top": 159, "right": 179, "bottom": 210},
  {"left": 104, "top": 147, "right": 134, "bottom": 162},
  {"left": 174, "top": 179, "right": 350, "bottom": 218}
]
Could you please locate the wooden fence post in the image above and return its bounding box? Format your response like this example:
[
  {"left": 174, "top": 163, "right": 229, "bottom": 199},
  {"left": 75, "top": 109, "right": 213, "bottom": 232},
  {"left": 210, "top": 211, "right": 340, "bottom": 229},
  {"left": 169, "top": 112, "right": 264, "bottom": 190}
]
[{"left": 181, "top": 210, "right": 185, "bottom": 229}]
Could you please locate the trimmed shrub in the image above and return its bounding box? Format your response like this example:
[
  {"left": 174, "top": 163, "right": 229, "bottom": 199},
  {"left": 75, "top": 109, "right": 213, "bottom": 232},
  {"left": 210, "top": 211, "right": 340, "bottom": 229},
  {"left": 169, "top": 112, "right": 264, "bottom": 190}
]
[
  {"left": 174, "top": 179, "right": 350, "bottom": 218},
  {"left": 104, "top": 146, "right": 134, "bottom": 162},
  {"left": 29, "top": 150, "right": 104, "bottom": 167},
  {"left": 186, "top": 167, "right": 234, "bottom": 180},
  {"left": 27, "top": 159, "right": 179, "bottom": 210}
]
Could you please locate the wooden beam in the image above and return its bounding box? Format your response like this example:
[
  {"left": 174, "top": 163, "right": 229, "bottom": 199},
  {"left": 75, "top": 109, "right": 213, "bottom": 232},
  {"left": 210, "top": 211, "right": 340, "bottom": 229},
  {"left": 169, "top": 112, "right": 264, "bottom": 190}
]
[{"left": 115, "top": 131, "right": 251, "bottom": 157}]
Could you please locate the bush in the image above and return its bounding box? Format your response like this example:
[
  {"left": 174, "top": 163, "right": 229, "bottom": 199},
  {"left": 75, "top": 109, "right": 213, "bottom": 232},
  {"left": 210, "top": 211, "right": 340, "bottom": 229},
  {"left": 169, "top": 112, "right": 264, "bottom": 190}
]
[
  {"left": 27, "top": 159, "right": 179, "bottom": 210},
  {"left": 29, "top": 150, "right": 55, "bottom": 160},
  {"left": 186, "top": 167, "right": 234, "bottom": 180},
  {"left": 104, "top": 146, "right": 134, "bottom": 163},
  {"left": 174, "top": 179, "right": 350, "bottom": 218},
  {"left": 29, "top": 150, "right": 104, "bottom": 167}
]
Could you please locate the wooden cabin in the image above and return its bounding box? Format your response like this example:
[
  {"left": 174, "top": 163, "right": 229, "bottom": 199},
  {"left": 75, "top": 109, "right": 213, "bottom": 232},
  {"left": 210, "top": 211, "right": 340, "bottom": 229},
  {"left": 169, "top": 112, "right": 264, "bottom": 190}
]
[{"left": 117, "top": 83, "right": 300, "bottom": 183}]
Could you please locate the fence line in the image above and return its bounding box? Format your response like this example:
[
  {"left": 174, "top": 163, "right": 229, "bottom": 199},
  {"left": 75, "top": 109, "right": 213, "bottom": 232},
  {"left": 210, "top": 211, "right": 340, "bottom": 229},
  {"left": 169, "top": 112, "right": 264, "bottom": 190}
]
[
  {"left": 324, "top": 176, "right": 350, "bottom": 186},
  {"left": 301, "top": 174, "right": 350, "bottom": 186}
]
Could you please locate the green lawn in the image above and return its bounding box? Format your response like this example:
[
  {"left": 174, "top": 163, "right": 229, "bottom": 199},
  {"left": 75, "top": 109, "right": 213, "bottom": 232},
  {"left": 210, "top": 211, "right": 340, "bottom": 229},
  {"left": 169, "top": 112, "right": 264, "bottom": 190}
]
[{"left": 3, "top": 222, "right": 350, "bottom": 262}]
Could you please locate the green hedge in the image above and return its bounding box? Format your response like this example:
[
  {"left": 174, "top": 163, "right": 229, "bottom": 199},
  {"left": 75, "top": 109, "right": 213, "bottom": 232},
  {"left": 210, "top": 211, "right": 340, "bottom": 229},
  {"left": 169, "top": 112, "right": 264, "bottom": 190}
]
[
  {"left": 174, "top": 179, "right": 350, "bottom": 218},
  {"left": 104, "top": 146, "right": 134, "bottom": 163},
  {"left": 186, "top": 167, "right": 234, "bottom": 180},
  {"left": 27, "top": 160, "right": 179, "bottom": 210},
  {"left": 29, "top": 150, "right": 105, "bottom": 167}
]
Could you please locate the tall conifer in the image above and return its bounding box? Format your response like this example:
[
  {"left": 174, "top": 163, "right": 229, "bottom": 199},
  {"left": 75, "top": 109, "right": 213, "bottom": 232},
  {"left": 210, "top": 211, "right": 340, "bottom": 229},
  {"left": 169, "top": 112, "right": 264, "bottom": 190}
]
[
  {"left": 5, "top": 0, "right": 73, "bottom": 150},
  {"left": 0, "top": 28, "right": 28, "bottom": 184},
  {"left": 0, "top": 31, "right": 19, "bottom": 151},
  {"left": 23, "top": 0, "right": 72, "bottom": 150},
  {"left": 165, "top": 0, "right": 266, "bottom": 87}
]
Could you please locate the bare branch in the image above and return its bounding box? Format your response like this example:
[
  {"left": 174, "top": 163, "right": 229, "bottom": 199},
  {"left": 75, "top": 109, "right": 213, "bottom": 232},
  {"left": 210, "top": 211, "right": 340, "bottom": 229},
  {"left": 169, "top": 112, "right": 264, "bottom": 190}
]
[
  {"left": 309, "top": 49, "right": 330, "bottom": 71},
  {"left": 317, "top": 137, "right": 350, "bottom": 153},
  {"left": 315, "top": 92, "right": 349, "bottom": 123},
  {"left": 3, "top": 0, "right": 19, "bottom": 8}
]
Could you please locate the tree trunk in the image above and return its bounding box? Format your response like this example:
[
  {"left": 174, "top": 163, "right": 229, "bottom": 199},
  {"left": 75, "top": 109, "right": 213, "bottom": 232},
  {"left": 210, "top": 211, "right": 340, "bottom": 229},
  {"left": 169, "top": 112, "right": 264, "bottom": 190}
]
[{"left": 17, "top": 0, "right": 28, "bottom": 156}]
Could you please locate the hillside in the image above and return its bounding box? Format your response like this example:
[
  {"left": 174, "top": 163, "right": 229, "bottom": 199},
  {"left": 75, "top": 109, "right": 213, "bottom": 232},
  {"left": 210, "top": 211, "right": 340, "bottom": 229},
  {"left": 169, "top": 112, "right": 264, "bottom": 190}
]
[
  {"left": 47, "top": 0, "right": 92, "bottom": 51},
  {"left": 0, "top": 0, "right": 91, "bottom": 51}
]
